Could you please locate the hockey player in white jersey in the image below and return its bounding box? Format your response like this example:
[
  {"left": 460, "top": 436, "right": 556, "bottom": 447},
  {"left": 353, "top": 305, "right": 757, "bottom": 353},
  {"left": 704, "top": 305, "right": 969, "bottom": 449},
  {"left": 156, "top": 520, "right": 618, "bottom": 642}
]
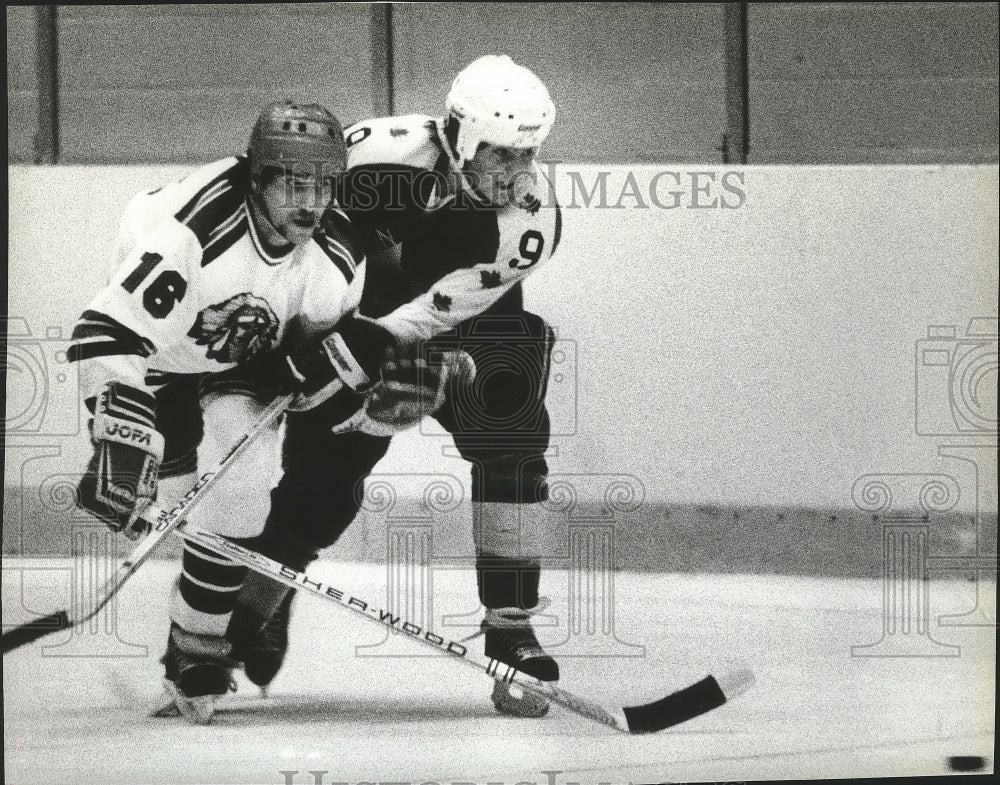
[
  {"left": 70, "top": 101, "right": 403, "bottom": 724},
  {"left": 230, "top": 56, "right": 565, "bottom": 718}
]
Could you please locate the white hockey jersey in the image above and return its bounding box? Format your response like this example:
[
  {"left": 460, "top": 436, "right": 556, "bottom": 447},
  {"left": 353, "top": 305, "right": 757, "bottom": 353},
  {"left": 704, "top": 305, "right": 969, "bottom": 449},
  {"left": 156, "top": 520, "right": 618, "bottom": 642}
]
[
  {"left": 336, "top": 114, "right": 562, "bottom": 342},
  {"left": 70, "top": 157, "right": 366, "bottom": 400}
]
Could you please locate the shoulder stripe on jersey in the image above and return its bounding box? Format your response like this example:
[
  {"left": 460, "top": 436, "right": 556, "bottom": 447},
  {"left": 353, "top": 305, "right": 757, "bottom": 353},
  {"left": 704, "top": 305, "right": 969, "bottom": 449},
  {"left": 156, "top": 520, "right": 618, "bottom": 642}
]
[
  {"left": 174, "top": 160, "right": 244, "bottom": 224},
  {"left": 314, "top": 231, "right": 358, "bottom": 283},
  {"left": 181, "top": 186, "right": 244, "bottom": 254},
  {"left": 70, "top": 310, "right": 155, "bottom": 360},
  {"left": 322, "top": 206, "right": 366, "bottom": 266},
  {"left": 322, "top": 228, "right": 357, "bottom": 273},
  {"left": 68, "top": 340, "right": 144, "bottom": 363},
  {"left": 201, "top": 208, "right": 249, "bottom": 267},
  {"left": 174, "top": 159, "right": 248, "bottom": 262}
]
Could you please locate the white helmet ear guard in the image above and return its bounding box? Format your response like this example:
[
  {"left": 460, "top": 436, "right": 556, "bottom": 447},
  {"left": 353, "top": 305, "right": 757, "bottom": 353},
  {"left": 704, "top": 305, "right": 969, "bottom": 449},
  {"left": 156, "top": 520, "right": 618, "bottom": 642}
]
[{"left": 445, "top": 55, "right": 555, "bottom": 165}]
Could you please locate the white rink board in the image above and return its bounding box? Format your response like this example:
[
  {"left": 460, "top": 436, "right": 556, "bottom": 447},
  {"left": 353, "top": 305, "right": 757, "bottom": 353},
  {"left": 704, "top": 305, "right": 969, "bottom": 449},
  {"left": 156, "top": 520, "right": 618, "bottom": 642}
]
[
  {"left": 2, "top": 558, "right": 995, "bottom": 784},
  {"left": 6, "top": 164, "right": 999, "bottom": 513}
]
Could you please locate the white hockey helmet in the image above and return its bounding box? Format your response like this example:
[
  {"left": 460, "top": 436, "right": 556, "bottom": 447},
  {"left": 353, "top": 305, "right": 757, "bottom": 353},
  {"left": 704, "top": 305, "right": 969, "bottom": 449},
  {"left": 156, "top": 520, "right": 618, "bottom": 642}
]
[{"left": 445, "top": 55, "right": 555, "bottom": 165}]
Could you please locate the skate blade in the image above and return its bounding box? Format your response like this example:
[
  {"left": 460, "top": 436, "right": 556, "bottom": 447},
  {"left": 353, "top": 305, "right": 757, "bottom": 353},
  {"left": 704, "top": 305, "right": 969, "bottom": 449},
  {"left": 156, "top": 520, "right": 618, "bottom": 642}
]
[
  {"left": 491, "top": 680, "right": 550, "bottom": 718},
  {"left": 149, "top": 682, "right": 181, "bottom": 718},
  {"left": 156, "top": 679, "right": 218, "bottom": 725}
]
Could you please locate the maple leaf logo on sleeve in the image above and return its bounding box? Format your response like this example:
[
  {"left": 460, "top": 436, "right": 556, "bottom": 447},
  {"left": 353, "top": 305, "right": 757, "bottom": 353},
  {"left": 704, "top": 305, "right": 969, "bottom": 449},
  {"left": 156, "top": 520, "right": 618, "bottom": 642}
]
[
  {"left": 518, "top": 193, "right": 542, "bottom": 215},
  {"left": 480, "top": 269, "right": 503, "bottom": 289},
  {"left": 432, "top": 292, "right": 452, "bottom": 312}
]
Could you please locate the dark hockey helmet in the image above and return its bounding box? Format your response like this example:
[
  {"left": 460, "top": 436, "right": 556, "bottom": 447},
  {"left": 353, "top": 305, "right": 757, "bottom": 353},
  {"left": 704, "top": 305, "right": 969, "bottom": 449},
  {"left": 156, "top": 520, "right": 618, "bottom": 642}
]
[{"left": 248, "top": 101, "right": 347, "bottom": 186}]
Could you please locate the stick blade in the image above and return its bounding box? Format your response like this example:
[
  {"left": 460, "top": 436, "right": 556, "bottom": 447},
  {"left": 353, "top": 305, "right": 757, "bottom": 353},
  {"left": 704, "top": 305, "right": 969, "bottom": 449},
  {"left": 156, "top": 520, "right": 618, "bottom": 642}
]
[
  {"left": 622, "top": 668, "right": 755, "bottom": 734},
  {"left": 1, "top": 610, "right": 70, "bottom": 654}
]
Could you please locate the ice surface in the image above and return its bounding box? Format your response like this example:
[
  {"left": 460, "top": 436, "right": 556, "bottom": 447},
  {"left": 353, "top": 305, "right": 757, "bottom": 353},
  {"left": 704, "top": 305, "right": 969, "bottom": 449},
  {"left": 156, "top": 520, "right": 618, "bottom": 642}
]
[{"left": 3, "top": 557, "right": 994, "bottom": 784}]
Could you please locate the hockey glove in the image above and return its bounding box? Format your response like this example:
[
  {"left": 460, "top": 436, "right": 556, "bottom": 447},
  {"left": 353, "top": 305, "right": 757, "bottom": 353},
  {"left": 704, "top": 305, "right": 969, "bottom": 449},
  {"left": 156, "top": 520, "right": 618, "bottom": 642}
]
[
  {"left": 331, "top": 345, "right": 476, "bottom": 437},
  {"left": 77, "top": 382, "right": 164, "bottom": 539},
  {"left": 250, "top": 315, "right": 396, "bottom": 410}
]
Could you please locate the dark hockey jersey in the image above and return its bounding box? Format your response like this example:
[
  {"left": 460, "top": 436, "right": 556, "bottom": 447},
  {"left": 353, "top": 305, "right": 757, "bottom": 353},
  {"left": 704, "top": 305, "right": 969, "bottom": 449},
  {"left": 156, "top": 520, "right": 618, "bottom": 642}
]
[{"left": 335, "top": 114, "right": 562, "bottom": 341}]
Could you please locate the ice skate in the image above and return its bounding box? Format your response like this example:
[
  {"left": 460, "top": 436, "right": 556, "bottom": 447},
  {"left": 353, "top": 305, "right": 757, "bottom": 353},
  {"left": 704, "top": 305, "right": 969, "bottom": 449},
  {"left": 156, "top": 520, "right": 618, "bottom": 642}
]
[
  {"left": 481, "top": 605, "right": 559, "bottom": 718},
  {"left": 152, "top": 624, "right": 236, "bottom": 725},
  {"left": 232, "top": 590, "right": 294, "bottom": 694}
]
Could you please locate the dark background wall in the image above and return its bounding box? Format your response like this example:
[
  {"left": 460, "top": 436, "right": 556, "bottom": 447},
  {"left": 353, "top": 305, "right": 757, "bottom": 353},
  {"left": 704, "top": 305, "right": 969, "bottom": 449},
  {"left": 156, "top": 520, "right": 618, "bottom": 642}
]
[
  {"left": 7, "top": 2, "right": 998, "bottom": 165},
  {"left": 748, "top": 2, "right": 1000, "bottom": 163}
]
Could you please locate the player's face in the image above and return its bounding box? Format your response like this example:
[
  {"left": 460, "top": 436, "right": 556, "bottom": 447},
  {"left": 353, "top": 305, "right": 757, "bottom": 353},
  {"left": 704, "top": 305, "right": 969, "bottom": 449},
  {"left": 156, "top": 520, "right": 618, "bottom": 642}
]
[
  {"left": 258, "top": 170, "right": 333, "bottom": 246},
  {"left": 464, "top": 143, "right": 538, "bottom": 207}
]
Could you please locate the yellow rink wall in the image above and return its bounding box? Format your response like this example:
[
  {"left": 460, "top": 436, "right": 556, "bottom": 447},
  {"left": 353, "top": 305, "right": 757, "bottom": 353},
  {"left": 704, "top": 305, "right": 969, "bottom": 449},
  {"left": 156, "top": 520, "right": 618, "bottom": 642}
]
[{"left": 4, "top": 163, "right": 997, "bottom": 573}]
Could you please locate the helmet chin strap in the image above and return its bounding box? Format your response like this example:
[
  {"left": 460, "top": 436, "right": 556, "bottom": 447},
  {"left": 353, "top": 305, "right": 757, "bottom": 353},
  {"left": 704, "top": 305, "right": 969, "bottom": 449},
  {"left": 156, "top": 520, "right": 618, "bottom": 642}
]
[{"left": 435, "top": 119, "right": 491, "bottom": 205}]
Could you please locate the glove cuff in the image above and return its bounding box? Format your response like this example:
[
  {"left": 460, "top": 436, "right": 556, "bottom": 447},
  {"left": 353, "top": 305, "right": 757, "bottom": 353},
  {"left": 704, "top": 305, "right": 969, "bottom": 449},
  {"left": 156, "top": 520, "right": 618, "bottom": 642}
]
[
  {"left": 91, "top": 415, "right": 165, "bottom": 461},
  {"left": 91, "top": 381, "right": 165, "bottom": 461},
  {"left": 320, "top": 331, "right": 371, "bottom": 391}
]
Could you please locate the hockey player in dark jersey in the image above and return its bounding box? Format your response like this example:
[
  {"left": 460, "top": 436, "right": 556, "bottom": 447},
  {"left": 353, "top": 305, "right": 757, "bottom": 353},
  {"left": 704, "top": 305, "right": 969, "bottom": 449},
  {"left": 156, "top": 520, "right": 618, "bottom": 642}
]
[
  {"left": 230, "top": 56, "right": 564, "bottom": 718},
  {"left": 69, "top": 101, "right": 425, "bottom": 724}
]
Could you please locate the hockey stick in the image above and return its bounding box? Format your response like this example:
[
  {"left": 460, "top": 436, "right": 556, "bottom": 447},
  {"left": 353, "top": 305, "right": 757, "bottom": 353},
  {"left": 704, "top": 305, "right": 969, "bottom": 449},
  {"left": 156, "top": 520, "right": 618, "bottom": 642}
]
[
  {"left": 1, "top": 392, "right": 297, "bottom": 655},
  {"left": 169, "top": 520, "right": 756, "bottom": 734}
]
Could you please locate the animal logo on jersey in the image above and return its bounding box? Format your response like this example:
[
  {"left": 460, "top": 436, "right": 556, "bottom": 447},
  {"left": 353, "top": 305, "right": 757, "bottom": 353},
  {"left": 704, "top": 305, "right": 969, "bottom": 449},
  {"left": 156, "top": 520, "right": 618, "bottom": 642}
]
[{"left": 187, "top": 293, "right": 280, "bottom": 364}]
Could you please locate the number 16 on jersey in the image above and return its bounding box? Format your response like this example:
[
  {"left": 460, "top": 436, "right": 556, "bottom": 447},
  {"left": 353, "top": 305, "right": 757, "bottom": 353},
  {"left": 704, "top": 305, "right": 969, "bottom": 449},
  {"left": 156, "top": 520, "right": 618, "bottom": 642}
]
[{"left": 122, "top": 252, "right": 187, "bottom": 319}]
